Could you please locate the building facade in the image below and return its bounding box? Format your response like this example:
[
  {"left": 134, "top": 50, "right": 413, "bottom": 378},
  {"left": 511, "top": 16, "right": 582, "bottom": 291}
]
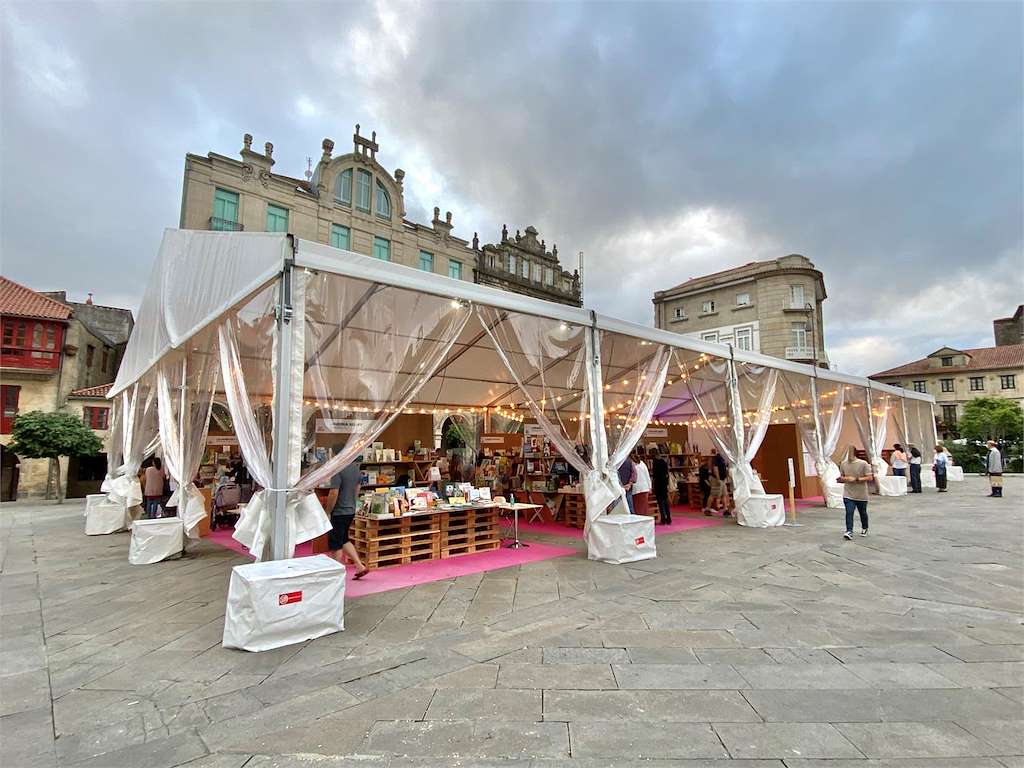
[
  {"left": 179, "top": 128, "right": 581, "bottom": 306},
  {"left": 0, "top": 278, "right": 131, "bottom": 500},
  {"left": 870, "top": 307, "right": 1024, "bottom": 437},
  {"left": 652, "top": 254, "right": 828, "bottom": 367}
]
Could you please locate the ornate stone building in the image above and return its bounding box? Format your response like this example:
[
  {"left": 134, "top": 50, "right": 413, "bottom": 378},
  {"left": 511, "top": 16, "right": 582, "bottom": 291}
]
[
  {"left": 179, "top": 127, "right": 581, "bottom": 306},
  {"left": 475, "top": 225, "right": 581, "bottom": 305},
  {"left": 871, "top": 306, "right": 1023, "bottom": 437},
  {"left": 652, "top": 254, "right": 829, "bottom": 367}
]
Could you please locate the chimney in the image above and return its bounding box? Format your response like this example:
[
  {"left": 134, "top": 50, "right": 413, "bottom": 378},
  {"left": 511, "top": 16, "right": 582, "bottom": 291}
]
[{"left": 86, "top": 293, "right": 94, "bottom": 305}]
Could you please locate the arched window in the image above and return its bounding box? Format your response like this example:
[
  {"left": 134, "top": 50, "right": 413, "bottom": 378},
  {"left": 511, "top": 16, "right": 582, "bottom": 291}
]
[
  {"left": 334, "top": 169, "right": 352, "bottom": 205},
  {"left": 375, "top": 181, "right": 391, "bottom": 219},
  {"left": 355, "top": 169, "right": 371, "bottom": 212}
]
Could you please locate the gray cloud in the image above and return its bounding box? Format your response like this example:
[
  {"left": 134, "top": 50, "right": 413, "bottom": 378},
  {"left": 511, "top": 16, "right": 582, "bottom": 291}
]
[{"left": 2, "top": 1, "right": 1021, "bottom": 375}]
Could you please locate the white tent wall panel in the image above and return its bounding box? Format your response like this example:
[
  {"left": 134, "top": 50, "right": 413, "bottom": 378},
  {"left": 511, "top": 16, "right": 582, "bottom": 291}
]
[{"left": 110, "top": 231, "right": 938, "bottom": 564}]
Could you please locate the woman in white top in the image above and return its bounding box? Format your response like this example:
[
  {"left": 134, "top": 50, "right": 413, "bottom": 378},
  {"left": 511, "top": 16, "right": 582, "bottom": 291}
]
[
  {"left": 631, "top": 450, "right": 653, "bottom": 521},
  {"left": 889, "top": 444, "right": 908, "bottom": 477}
]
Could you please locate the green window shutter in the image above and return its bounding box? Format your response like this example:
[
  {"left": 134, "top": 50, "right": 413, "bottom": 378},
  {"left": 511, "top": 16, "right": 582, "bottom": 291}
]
[
  {"left": 266, "top": 204, "right": 288, "bottom": 233},
  {"left": 330, "top": 224, "right": 351, "bottom": 250},
  {"left": 448, "top": 260, "right": 462, "bottom": 280},
  {"left": 356, "top": 170, "right": 372, "bottom": 212},
  {"left": 334, "top": 169, "right": 352, "bottom": 204},
  {"left": 375, "top": 181, "right": 391, "bottom": 219},
  {"left": 419, "top": 250, "right": 434, "bottom": 272},
  {"left": 212, "top": 188, "right": 239, "bottom": 230},
  {"left": 373, "top": 237, "right": 390, "bottom": 261}
]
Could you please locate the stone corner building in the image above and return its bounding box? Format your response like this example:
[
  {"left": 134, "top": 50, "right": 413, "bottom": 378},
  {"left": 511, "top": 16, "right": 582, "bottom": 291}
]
[
  {"left": 652, "top": 254, "right": 828, "bottom": 367},
  {"left": 0, "top": 278, "right": 131, "bottom": 500},
  {"left": 870, "top": 305, "right": 1024, "bottom": 438},
  {"left": 179, "top": 127, "right": 582, "bottom": 307}
]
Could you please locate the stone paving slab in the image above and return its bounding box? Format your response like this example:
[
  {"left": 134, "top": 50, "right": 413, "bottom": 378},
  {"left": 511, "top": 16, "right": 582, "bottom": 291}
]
[{"left": 1, "top": 476, "right": 1022, "bottom": 766}]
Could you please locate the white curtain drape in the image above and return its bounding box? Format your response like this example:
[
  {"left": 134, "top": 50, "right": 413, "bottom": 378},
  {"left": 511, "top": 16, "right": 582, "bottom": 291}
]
[
  {"left": 782, "top": 375, "right": 846, "bottom": 508},
  {"left": 729, "top": 364, "right": 778, "bottom": 510},
  {"left": 101, "top": 397, "right": 124, "bottom": 494},
  {"left": 107, "top": 382, "right": 159, "bottom": 512},
  {"left": 224, "top": 273, "right": 471, "bottom": 560},
  {"left": 481, "top": 309, "right": 671, "bottom": 550},
  {"left": 598, "top": 338, "right": 671, "bottom": 521},
  {"left": 869, "top": 391, "right": 890, "bottom": 480},
  {"left": 156, "top": 354, "right": 218, "bottom": 539}
]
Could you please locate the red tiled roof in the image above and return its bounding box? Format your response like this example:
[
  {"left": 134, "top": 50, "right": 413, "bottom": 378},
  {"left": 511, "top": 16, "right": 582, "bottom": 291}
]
[
  {"left": 871, "top": 344, "right": 1024, "bottom": 378},
  {"left": 69, "top": 384, "right": 113, "bottom": 399},
  {"left": 0, "top": 276, "right": 73, "bottom": 321}
]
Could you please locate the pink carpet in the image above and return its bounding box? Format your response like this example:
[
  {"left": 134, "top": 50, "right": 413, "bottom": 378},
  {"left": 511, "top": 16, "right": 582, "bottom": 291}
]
[
  {"left": 203, "top": 526, "right": 577, "bottom": 598},
  {"left": 517, "top": 511, "right": 726, "bottom": 539}
]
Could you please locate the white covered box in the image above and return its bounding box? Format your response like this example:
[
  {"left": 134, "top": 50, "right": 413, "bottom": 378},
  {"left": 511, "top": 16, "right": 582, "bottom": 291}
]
[
  {"left": 588, "top": 514, "right": 656, "bottom": 565},
  {"left": 876, "top": 475, "right": 907, "bottom": 496},
  {"left": 920, "top": 469, "right": 936, "bottom": 488},
  {"left": 129, "top": 517, "right": 184, "bottom": 564},
  {"left": 737, "top": 493, "right": 786, "bottom": 528},
  {"left": 223, "top": 555, "right": 345, "bottom": 652},
  {"left": 947, "top": 466, "right": 964, "bottom": 482},
  {"left": 85, "top": 499, "right": 128, "bottom": 535}
]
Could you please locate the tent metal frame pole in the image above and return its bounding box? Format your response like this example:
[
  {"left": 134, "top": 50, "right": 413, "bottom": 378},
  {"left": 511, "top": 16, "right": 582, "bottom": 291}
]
[
  {"left": 900, "top": 396, "right": 910, "bottom": 448},
  {"left": 809, "top": 376, "right": 825, "bottom": 463},
  {"left": 864, "top": 386, "right": 877, "bottom": 460},
  {"left": 270, "top": 249, "right": 296, "bottom": 561}
]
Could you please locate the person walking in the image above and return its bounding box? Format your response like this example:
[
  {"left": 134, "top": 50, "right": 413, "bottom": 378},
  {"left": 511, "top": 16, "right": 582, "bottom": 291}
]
[
  {"left": 617, "top": 455, "right": 637, "bottom": 514},
  {"left": 651, "top": 448, "right": 672, "bottom": 525},
  {"left": 324, "top": 453, "right": 369, "bottom": 579},
  {"left": 699, "top": 456, "right": 712, "bottom": 515},
  {"left": 986, "top": 440, "right": 1004, "bottom": 498},
  {"left": 710, "top": 449, "right": 732, "bottom": 517},
  {"left": 933, "top": 444, "right": 948, "bottom": 492},
  {"left": 632, "top": 450, "right": 652, "bottom": 521},
  {"left": 143, "top": 457, "right": 165, "bottom": 518},
  {"left": 908, "top": 446, "right": 923, "bottom": 493},
  {"left": 889, "top": 444, "right": 908, "bottom": 477},
  {"left": 838, "top": 445, "right": 874, "bottom": 540}
]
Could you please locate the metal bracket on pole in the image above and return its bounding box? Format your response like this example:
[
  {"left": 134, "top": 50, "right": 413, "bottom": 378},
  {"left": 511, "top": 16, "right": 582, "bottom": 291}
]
[{"left": 270, "top": 241, "right": 296, "bottom": 561}]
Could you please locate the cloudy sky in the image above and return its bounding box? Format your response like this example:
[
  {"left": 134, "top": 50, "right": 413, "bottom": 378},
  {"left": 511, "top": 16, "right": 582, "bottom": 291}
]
[{"left": 2, "top": 1, "right": 1021, "bottom": 375}]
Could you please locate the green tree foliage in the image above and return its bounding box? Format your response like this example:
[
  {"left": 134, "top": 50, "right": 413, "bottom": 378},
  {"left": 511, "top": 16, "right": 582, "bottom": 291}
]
[
  {"left": 9, "top": 411, "right": 103, "bottom": 502},
  {"left": 957, "top": 397, "right": 1024, "bottom": 443}
]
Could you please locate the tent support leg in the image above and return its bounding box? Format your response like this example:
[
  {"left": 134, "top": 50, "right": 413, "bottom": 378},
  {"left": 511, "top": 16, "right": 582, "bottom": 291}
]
[{"left": 270, "top": 257, "right": 295, "bottom": 561}]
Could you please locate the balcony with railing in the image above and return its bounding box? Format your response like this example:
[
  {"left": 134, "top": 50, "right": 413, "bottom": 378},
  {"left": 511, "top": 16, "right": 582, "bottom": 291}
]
[
  {"left": 785, "top": 345, "right": 816, "bottom": 361},
  {"left": 209, "top": 217, "right": 244, "bottom": 232}
]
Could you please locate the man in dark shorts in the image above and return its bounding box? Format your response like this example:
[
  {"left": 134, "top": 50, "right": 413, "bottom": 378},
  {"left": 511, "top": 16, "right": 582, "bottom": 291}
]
[{"left": 323, "top": 457, "right": 369, "bottom": 579}]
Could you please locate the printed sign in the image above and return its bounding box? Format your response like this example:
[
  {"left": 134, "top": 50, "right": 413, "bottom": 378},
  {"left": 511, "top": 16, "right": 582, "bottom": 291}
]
[
  {"left": 278, "top": 591, "right": 303, "bottom": 606},
  {"left": 644, "top": 428, "right": 668, "bottom": 438},
  {"left": 634, "top": 536, "right": 646, "bottom": 546},
  {"left": 480, "top": 436, "right": 505, "bottom": 444},
  {"left": 524, "top": 424, "right": 546, "bottom": 438},
  {"left": 207, "top": 436, "right": 238, "bottom": 446},
  {"left": 316, "top": 417, "right": 374, "bottom": 434}
]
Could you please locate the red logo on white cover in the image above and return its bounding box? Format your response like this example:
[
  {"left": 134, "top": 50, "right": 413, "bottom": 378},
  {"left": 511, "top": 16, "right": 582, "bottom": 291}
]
[
  {"left": 634, "top": 536, "right": 645, "bottom": 546},
  {"left": 278, "top": 591, "right": 303, "bottom": 605}
]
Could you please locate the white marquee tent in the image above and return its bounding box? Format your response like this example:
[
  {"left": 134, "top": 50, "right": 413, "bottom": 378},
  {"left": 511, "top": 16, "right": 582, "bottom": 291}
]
[{"left": 107, "top": 230, "right": 938, "bottom": 563}]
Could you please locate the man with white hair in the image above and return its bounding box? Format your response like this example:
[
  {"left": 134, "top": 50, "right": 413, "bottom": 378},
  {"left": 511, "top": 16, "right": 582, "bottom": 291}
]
[{"left": 986, "top": 441, "right": 1004, "bottom": 498}]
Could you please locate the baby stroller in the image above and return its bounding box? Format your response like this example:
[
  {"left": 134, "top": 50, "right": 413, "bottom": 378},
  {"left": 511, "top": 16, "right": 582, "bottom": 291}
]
[{"left": 211, "top": 482, "right": 241, "bottom": 530}]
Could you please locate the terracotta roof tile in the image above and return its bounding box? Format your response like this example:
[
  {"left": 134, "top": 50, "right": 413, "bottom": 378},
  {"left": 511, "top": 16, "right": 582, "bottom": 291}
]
[
  {"left": 68, "top": 384, "right": 113, "bottom": 399},
  {"left": 0, "top": 276, "right": 73, "bottom": 321},
  {"left": 871, "top": 344, "right": 1024, "bottom": 378}
]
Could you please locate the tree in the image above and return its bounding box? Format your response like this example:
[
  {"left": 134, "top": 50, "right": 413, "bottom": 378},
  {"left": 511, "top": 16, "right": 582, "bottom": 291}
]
[
  {"left": 958, "top": 397, "right": 1024, "bottom": 444},
  {"left": 8, "top": 411, "right": 103, "bottom": 502}
]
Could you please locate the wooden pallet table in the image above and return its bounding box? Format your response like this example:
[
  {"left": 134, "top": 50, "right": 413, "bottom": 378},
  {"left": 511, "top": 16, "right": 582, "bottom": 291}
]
[
  {"left": 563, "top": 491, "right": 587, "bottom": 529},
  {"left": 352, "top": 504, "right": 499, "bottom": 570}
]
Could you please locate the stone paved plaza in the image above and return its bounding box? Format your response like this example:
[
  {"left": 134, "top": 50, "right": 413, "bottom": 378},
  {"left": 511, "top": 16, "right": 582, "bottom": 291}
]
[{"left": 1, "top": 476, "right": 1022, "bottom": 768}]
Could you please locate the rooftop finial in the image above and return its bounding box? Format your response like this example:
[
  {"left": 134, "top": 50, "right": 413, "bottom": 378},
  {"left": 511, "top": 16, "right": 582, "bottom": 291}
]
[{"left": 243, "top": 133, "right": 253, "bottom": 152}]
